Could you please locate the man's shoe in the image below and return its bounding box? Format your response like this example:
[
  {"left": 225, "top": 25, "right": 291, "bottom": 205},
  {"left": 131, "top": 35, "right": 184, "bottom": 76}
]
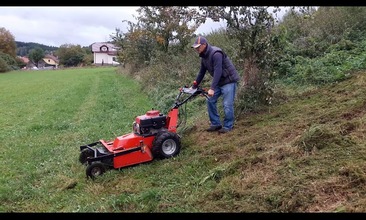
[
  {"left": 218, "top": 128, "right": 230, "bottom": 133},
  {"left": 206, "top": 125, "right": 222, "bottom": 132}
]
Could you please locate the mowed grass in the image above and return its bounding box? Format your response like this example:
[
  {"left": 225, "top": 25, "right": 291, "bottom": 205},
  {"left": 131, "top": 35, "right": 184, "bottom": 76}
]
[{"left": 0, "top": 67, "right": 154, "bottom": 212}]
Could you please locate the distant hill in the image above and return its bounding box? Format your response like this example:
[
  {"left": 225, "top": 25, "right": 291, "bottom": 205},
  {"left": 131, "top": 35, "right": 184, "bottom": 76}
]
[{"left": 16, "top": 41, "right": 59, "bottom": 57}]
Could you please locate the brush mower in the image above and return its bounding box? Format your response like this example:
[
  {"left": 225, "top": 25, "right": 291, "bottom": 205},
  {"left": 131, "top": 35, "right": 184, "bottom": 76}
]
[{"left": 78, "top": 83, "right": 208, "bottom": 179}]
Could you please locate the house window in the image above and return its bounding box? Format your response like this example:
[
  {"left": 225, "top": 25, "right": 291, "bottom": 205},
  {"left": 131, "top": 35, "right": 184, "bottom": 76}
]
[{"left": 100, "top": 46, "right": 108, "bottom": 52}]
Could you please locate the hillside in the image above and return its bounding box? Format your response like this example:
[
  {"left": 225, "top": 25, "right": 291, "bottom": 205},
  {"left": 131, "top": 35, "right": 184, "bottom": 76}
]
[
  {"left": 1, "top": 67, "right": 365, "bottom": 213},
  {"left": 15, "top": 41, "right": 59, "bottom": 56},
  {"left": 182, "top": 70, "right": 366, "bottom": 212}
]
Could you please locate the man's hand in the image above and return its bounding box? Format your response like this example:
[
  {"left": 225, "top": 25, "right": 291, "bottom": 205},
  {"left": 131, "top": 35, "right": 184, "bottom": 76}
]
[
  {"left": 208, "top": 89, "right": 214, "bottom": 97},
  {"left": 192, "top": 80, "right": 198, "bottom": 89}
]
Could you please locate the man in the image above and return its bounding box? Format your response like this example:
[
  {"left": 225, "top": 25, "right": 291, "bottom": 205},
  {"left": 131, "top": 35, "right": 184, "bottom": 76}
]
[{"left": 191, "top": 36, "right": 240, "bottom": 133}]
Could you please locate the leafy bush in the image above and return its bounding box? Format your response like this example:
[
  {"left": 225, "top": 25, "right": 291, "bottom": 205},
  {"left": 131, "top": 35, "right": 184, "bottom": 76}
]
[
  {"left": 0, "top": 51, "right": 20, "bottom": 71},
  {"left": 0, "top": 56, "right": 11, "bottom": 73},
  {"left": 274, "top": 37, "right": 366, "bottom": 86}
]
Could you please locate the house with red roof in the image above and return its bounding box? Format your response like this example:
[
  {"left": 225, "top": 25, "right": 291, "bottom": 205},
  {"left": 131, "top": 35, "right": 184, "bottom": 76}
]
[{"left": 19, "top": 54, "right": 59, "bottom": 70}]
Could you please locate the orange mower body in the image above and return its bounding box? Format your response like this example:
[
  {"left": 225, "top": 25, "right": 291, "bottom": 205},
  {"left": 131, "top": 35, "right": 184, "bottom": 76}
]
[{"left": 78, "top": 86, "right": 207, "bottom": 179}]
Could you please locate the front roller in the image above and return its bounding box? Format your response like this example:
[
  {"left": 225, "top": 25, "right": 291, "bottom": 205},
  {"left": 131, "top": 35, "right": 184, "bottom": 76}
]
[{"left": 79, "top": 148, "right": 94, "bottom": 165}]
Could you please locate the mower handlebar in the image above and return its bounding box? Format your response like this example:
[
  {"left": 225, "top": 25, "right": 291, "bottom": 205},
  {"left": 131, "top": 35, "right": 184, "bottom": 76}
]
[
  {"left": 180, "top": 86, "right": 209, "bottom": 98},
  {"left": 172, "top": 85, "right": 209, "bottom": 109}
]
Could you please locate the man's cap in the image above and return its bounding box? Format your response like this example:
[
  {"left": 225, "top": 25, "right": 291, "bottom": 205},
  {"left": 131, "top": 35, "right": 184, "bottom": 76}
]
[{"left": 192, "top": 36, "right": 208, "bottom": 48}]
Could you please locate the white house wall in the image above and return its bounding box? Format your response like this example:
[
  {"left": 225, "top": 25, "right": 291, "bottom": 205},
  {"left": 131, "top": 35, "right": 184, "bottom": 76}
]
[
  {"left": 92, "top": 42, "right": 120, "bottom": 65},
  {"left": 93, "top": 53, "right": 118, "bottom": 65}
]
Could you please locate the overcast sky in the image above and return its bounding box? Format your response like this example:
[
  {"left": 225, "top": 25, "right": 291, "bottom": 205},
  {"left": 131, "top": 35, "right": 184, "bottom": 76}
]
[{"left": 0, "top": 6, "right": 227, "bottom": 47}]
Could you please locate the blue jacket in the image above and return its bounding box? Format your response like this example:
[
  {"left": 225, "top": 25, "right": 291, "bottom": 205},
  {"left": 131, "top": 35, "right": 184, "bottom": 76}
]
[{"left": 195, "top": 44, "right": 240, "bottom": 89}]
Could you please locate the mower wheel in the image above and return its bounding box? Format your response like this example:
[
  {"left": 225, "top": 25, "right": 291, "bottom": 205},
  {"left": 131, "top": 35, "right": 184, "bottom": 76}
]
[
  {"left": 79, "top": 148, "right": 94, "bottom": 165},
  {"left": 152, "top": 131, "right": 181, "bottom": 159},
  {"left": 86, "top": 162, "right": 106, "bottom": 179}
]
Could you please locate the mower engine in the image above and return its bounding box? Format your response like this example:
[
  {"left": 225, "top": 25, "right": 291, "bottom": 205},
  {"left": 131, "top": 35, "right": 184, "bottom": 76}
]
[{"left": 133, "top": 110, "right": 167, "bottom": 135}]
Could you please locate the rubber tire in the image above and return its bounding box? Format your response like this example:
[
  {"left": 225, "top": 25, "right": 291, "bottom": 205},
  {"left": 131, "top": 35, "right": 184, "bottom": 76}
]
[
  {"left": 86, "top": 162, "right": 106, "bottom": 179},
  {"left": 79, "top": 148, "right": 94, "bottom": 165},
  {"left": 152, "top": 131, "right": 181, "bottom": 159}
]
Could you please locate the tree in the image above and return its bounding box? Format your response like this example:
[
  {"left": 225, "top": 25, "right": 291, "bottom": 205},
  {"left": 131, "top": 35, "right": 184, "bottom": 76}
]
[
  {"left": 0, "top": 27, "right": 17, "bottom": 58},
  {"left": 56, "top": 44, "right": 86, "bottom": 67},
  {"left": 28, "top": 47, "right": 45, "bottom": 67},
  {"left": 136, "top": 6, "right": 203, "bottom": 53},
  {"left": 111, "top": 21, "right": 156, "bottom": 72},
  {"left": 111, "top": 6, "right": 204, "bottom": 73},
  {"left": 312, "top": 7, "right": 366, "bottom": 43},
  {"left": 80, "top": 46, "right": 93, "bottom": 66}
]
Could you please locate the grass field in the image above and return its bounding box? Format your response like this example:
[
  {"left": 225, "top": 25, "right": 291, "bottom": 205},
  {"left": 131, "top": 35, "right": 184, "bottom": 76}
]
[{"left": 1, "top": 67, "right": 366, "bottom": 212}]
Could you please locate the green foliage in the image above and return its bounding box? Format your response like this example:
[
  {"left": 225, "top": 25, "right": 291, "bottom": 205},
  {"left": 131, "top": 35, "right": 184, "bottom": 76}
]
[
  {"left": 318, "top": 7, "right": 364, "bottom": 47},
  {"left": 136, "top": 7, "right": 202, "bottom": 53},
  {"left": 273, "top": 7, "right": 366, "bottom": 87},
  {"left": 0, "top": 51, "right": 20, "bottom": 71},
  {"left": 0, "top": 27, "right": 17, "bottom": 58},
  {"left": 56, "top": 44, "right": 87, "bottom": 67},
  {"left": 111, "top": 7, "right": 204, "bottom": 73},
  {"left": 276, "top": 7, "right": 351, "bottom": 59},
  {"left": 0, "top": 27, "right": 22, "bottom": 72},
  {"left": 15, "top": 41, "right": 58, "bottom": 57},
  {"left": 112, "top": 24, "right": 156, "bottom": 73},
  {"left": 0, "top": 56, "right": 11, "bottom": 73},
  {"left": 28, "top": 47, "right": 45, "bottom": 67},
  {"left": 82, "top": 53, "right": 93, "bottom": 66},
  {"left": 134, "top": 49, "right": 200, "bottom": 112},
  {"left": 203, "top": 29, "right": 241, "bottom": 66},
  {"left": 275, "top": 38, "right": 366, "bottom": 86}
]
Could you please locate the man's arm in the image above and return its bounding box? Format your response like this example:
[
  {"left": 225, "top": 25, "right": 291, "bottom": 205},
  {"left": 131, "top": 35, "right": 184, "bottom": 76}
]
[
  {"left": 195, "top": 61, "right": 207, "bottom": 86},
  {"left": 210, "top": 52, "right": 223, "bottom": 90}
]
